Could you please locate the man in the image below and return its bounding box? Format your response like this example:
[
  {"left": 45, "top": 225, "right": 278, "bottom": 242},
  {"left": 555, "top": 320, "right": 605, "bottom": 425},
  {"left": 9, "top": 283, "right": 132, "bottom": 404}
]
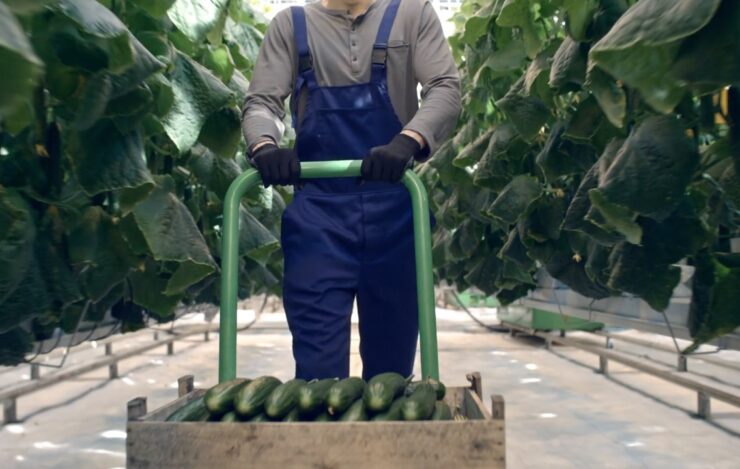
[{"left": 242, "top": 0, "right": 460, "bottom": 380}]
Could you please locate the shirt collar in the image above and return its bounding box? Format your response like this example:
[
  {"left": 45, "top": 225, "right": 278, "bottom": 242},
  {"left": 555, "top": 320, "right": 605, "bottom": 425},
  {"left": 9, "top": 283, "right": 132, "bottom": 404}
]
[{"left": 310, "top": 0, "right": 380, "bottom": 20}]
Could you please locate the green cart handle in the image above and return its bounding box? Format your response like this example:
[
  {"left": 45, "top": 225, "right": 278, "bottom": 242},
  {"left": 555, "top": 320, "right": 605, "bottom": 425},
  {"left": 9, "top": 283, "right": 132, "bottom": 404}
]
[{"left": 218, "top": 160, "right": 439, "bottom": 382}]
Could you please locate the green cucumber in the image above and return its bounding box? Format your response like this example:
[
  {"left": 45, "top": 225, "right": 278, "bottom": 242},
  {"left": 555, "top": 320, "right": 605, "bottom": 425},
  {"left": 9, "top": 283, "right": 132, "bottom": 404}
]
[
  {"left": 402, "top": 383, "right": 436, "bottom": 421},
  {"left": 204, "top": 378, "right": 250, "bottom": 416},
  {"left": 298, "top": 378, "right": 338, "bottom": 415},
  {"left": 338, "top": 399, "right": 368, "bottom": 421},
  {"left": 363, "top": 372, "right": 407, "bottom": 412},
  {"left": 234, "top": 376, "right": 282, "bottom": 418},
  {"left": 371, "top": 397, "right": 406, "bottom": 421},
  {"left": 249, "top": 412, "right": 271, "bottom": 422},
  {"left": 327, "top": 377, "right": 365, "bottom": 416},
  {"left": 166, "top": 396, "right": 209, "bottom": 422},
  {"left": 283, "top": 407, "right": 301, "bottom": 422},
  {"left": 405, "top": 379, "right": 446, "bottom": 400},
  {"left": 220, "top": 411, "right": 240, "bottom": 422},
  {"left": 264, "top": 379, "right": 307, "bottom": 418},
  {"left": 431, "top": 401, "right": 452, "bottom": 420}
]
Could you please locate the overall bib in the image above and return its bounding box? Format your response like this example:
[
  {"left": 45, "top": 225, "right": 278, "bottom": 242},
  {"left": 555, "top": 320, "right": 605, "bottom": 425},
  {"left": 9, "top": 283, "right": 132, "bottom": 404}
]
[{"left": 283, "top": 1, "right": 418, "bottom": 380}]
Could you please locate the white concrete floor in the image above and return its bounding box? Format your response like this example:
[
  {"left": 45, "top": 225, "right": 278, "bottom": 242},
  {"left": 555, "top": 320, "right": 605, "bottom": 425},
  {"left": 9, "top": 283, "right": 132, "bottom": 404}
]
[{"left": 1, "top": 309, "right": 739, "bottom": 468}]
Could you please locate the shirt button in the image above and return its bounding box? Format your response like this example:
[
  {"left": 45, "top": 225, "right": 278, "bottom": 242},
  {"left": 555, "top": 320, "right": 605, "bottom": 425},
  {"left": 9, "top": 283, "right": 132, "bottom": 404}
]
[
  {"left": 352, "top": 57, "right": 357, "bottom": 62},
  {"left": 352, "top": 41, "right": 356, "bottom": 46}
]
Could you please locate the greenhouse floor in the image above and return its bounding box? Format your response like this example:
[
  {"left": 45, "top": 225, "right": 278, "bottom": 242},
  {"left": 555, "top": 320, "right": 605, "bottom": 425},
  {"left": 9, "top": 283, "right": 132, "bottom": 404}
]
[{"left": 1, "top": 308, "right": 740, "bottom": 468}]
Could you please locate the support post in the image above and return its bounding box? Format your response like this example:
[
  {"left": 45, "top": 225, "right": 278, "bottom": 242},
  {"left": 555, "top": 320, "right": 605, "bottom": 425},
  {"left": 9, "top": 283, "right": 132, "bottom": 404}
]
[
  {"left": 606, "top": 337, "right": 614, "bottom": 350},
  {"left": 106, "top": 343, "right": 118, "bottom": 379},
  {"left": 204, "top": 331, "right": 210, "bottom": 342},
  {"left": 178, "top": 375, "right": 194, "bottom": 397},
  {"left": 153, "top": 331, "right": 159, "bottom": 341},
  {"left": 491, "top": 395, "right": 505, "bottom": 420},
  {"left": 697, "top": 391, "right": 711, "bottom": 419},
  {"left": 599, "top": 355, "right": 609, "bottom": 375},
  {"left": 30, "top": 363, "right": 40, "bottom": 380},
  {"left": 545, "top": 338, "right": 552, "bottom": 350},
  {"left": 3, "top": 399, "right": 18, "bottom": 424},
  {"left": 466, "top": 372, "right": 482, "bottom": 399},
  {"left": 560, "top": 330, "right": 566, "bottom": 338},
  {"left": 167, "top": 342, "right": 174, "bottom": 356},
  {"left": 127, "top": 397, "right": 147, "bottom": 421},
  {"left": 678, "top": 355, "right": 688, "bottom": 372}
]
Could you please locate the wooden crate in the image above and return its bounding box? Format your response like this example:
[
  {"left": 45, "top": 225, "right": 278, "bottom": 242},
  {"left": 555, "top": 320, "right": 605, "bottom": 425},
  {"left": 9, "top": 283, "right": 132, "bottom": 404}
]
[{"left": 127, "top": 374, "right": 506, "bottom": 468}]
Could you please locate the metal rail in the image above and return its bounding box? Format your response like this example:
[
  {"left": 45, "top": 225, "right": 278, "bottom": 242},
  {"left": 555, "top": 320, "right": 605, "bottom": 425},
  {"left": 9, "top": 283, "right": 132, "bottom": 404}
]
[
  {"left": 503, "top": 321, "right": 740, "bottom": 420},
  {"left": 518, "top": 297, "right": 740, "bottom": 351},
  {"left": 0, "top": 324, "right": 216, "bottom": 424},
  {"left": 594, "top": 331, "right": 740, "bottom": 374}
]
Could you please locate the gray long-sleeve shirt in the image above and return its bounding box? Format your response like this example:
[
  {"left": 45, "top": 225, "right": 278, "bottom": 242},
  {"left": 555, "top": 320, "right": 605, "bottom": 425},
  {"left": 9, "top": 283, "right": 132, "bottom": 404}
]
[{"left": 241, "top": 0, "right": 461, "bottom": 156}]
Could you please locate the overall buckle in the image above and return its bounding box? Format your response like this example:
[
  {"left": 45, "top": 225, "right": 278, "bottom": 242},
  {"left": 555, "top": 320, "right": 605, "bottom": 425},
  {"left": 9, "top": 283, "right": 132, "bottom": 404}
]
[{"left": 372, "top": 46, "right": 388, "bottom": 66}]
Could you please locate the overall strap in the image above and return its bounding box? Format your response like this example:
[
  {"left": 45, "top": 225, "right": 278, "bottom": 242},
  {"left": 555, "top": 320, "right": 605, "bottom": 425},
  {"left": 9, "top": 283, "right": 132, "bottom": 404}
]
[
  {"left": 290, "top": 6, "right": 316, "bottom": 128},
  {"left": 371, "top": 0, "right": 402, "bottom": 83}
]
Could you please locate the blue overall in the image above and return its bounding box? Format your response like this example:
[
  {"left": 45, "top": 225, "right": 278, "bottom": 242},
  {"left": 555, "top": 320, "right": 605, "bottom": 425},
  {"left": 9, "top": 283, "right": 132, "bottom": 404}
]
[{"left": 283, "top": 1, "right": 418, "bottom": 380}]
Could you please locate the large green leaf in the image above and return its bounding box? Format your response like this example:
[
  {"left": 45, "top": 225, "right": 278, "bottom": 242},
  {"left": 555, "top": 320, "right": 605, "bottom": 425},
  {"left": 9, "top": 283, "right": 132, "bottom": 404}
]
[
  {"left": 607, "top": 241, "right": 681, "bottom": 311},
  {"left": 70, "top": 120, "right": 155, "bottom": 196},
  {"left": 129, "top": 266, "right": 183, "bottom": 317},
  {"left": 536, "top": 121, "right": 597, "bottom": 181},
  {"left": 464, "top": 254, "right": 503, "bottom": 297},
  {"left": 589, "top": 0, "right": 722, "bottom": 113},
  {"left": 72, "top": 72, "right": 113, "bottom": 130},
  {"left": 639, "top": 200, "right": 710, "bottom": 266},
  {"left": 587, "top": 189, "right": 642, "bottom": 245},
  {"left": 488, "top": 175, "right": 542, "bottom": 225},
  {"left": 586, "top": 66, "right": 626, "bottom": 128},
  {"left": 131, "top": 184, "right": 217, "bottom": 291},
  {"left": 238, "top": 207, "right": 280, "bottom": 266},
  {"left": 495, "top": 78, "right": 549, "bottom": 141},
  {"left": 35, "top": 209, "right": 83, "bottom": 311},
  {"left": 189, "top": 144, "right": 242, "bottom": 198},
  {"left": 453, "top": 127, "right": 495, "bottom": 167},
  {"left": 564, "top": 96, "right": 605, "bottom": 142},
  {"left": 0, "top": 328, "right": 33, "bottom": 366},
  {"left": 588, "top": 0, "right": 629, "bottom": 41},
  {"left": 0, "top": 253, "right": 49, "bottom": 333},
  {"left": 561, "top": 0, "right": 598, "bottom": 41},
  {"left": 109, "top": 37, "right": 166, "bottom": 98},
  {"left": 687, "top": 251, "right": 740, "bottom": 352},
  {"left": 0, "top": 1, "right": 43, "bottom": 118},
  {"left": 130, "top": 0, "right": 177, "bottom": 18},
  {"left": 162, "top": 52, "right": 234, "bottom": 153},
  {"left": 591, "top": 116, "right": 699, "bottom": 220},
  {"left": 68, "top": 207, "right": 133, "bottom": 302},
  {"left": 0, "top": 188, "right": 35, "bottom": 306},
  {"left": 549, "top": 37, "right": 586, "bottom": 92},
  {"left": 56, "top": 0, "right": 135, "bottom": 74},
  {"left": 496, "top": 0, "right": 542, "bottom": 58},
  {"left": 168, "top": 0, "right": 230, "bottom": 43},
  {"left": 545, "top": 248, "right": 611, "bottom": 299},
  {"left": 224, "top": 16, "right": 263, "bottom": 68},
  {"left": 562, "top": 138, "right": 624, "bottom": 244},
  {"left": 671, "top": 0, "right": 740, "bottom": 91},
  {"left": 4, "top": 0, "right": 55, "bottom": 14},
  {"left": 0, "top": 186, "right": 36, "bottom": 302},
  {"left": 197, "top": 107, "right": 242, "bottom": 158},
  {"left": 461, "top": 3, "right": 494, "bottom": 46}
]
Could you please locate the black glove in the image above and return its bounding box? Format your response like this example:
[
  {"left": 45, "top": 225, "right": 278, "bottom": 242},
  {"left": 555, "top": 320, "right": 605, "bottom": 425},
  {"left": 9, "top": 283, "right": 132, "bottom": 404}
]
[
  {"left": 361, "top": 134, "right": 422, "bottom": 183},
  {"left": 250, "top": 143, "right": 301, "bottom": 188}
]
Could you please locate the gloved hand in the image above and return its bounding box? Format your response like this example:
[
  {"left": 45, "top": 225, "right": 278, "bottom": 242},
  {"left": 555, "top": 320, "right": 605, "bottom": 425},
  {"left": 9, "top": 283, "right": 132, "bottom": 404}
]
[
  {"left": 361, "top": 134, "right": 422, "bottom": 183},
  {"left": 250, "top": 143, "right": 301, "bottom": 188}
]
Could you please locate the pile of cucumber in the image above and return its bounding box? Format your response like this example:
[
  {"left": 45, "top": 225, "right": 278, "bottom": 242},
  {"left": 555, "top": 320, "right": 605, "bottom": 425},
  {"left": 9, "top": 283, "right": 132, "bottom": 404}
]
[{"left": 166, "top": 373, "right": 454, "bottom": 423}]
